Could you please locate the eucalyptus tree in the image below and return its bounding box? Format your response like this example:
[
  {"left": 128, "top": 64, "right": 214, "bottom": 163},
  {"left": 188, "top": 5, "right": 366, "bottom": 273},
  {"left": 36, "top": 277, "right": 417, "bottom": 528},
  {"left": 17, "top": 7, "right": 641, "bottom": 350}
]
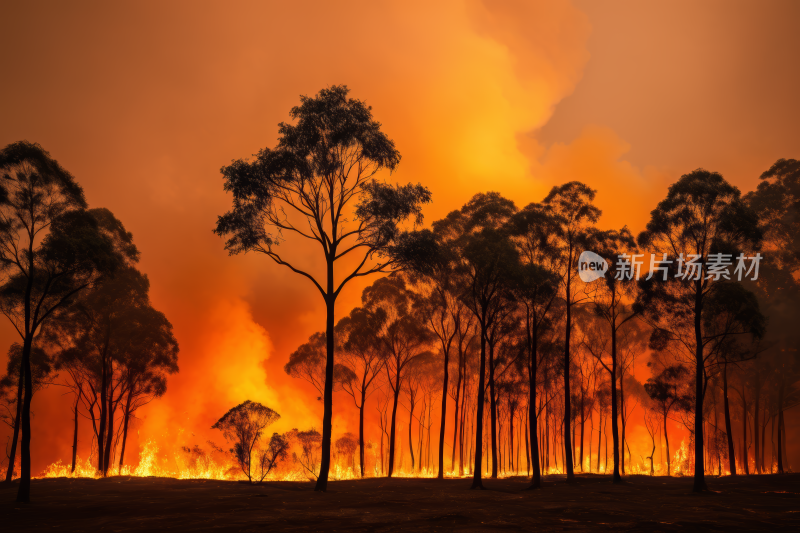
[
  {"left": 637, "top": 169, "right": 762, "bottom": 491},
  {"left": 580, "top": 228, "right": 638, "bottom": 482},
  {"left": 459, "top": 228, "right": 520, "bottom": 488},
  {"left": 391, "top": 224, "right": 462, "bottom": 478},
  {"left": 542, "top": 182, "right": 602, "bottom": 482},
  {"left": 0, "top": 343, "right": 54, "bottom": 482},
  {"left": 745, "top": 158, "right": 800, "bottom": 274},
  {"left": 115, "top": 296, "right": 179, "bottom": 472},
  {"left": 507, "top": 202, "right": 562, "bottom": 488},
  {"left": 701, "top": 282, "right": 766, "bottom": 476},
  {"left": 0, "top": 142, "right": 135, "bottom": 502},
  {"left": 361, "top": 274, "right": 432, "bottom": 477},
  {"left": 215, "top": 86, "right": 430, "bottom": 491},
  {"left": 644, "top": 365, "right": 693, "bottom": 476},
  {"left": 285, "top": 331, "right": 354, "bottom": 399},
  {"left": 43, "top": 266, "right": 178, "bottom": 476},
  {"left": 336, "top": 306, "right": 386, "bottom": 477}
]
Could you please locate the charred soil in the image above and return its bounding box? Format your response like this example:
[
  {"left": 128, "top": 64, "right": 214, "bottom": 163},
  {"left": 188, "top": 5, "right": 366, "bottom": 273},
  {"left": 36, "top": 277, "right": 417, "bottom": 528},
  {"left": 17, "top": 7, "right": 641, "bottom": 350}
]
[{"left": 2, "top": 473, "right": 799, "bottom": 531}]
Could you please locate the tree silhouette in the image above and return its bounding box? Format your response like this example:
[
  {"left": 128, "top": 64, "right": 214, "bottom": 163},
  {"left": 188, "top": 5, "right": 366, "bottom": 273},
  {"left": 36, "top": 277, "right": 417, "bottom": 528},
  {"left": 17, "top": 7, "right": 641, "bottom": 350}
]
[
  {"left": 293, "top": 428, "right": 323, "bottom": 479},
  {"left": 644, "top": 365, "right": 693, "bottom": 476},
  {"left": 746, "top": 158, "right": 800, "bottom": 274},
  {"left": 361, "top": 275, "right": 431, "bottom": 477},
  {"left": 285, "top": 331, "right": 354, "bottom": 399},
  {"left": 42, "top": 265, "right": 178, "bottom": 476},
  {"left": 637, "top": 169, "right": 762, "bottom": 491},
  {"left": 507, "top": 202, "right": 562, "bottom": 488},
  {"left": 336, "top": 306, "right": 386, "bottom": 476},
  {"left": 334, "top": 432, "right": 359, "bottom": 472},
  {"left": 0, "top": 142, "right": 136, "bottom": 502},
  {"left": 0, "top": 343, "right": 55, "bottom": 481},
  {"left": 215, "top": 86, "right": 430, "bottom": 491},
  {"left": 212, "top": 400, "right": 284, "bottom": 484},
  {"left": 543, "top": 182, "right": 602, "bottom": 483}
]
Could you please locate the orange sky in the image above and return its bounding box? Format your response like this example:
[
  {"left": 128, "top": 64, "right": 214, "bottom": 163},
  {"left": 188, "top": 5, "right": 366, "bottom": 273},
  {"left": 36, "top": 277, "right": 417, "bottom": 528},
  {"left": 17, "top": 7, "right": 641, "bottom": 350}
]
[{"left": 1, "top": 0, "right": 798, "bottom": 472}]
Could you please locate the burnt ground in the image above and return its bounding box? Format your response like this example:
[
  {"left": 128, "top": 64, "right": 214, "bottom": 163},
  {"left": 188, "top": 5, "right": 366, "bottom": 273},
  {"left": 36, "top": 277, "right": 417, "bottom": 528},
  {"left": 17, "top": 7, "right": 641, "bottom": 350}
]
[{"left": 2, "top": 474, "right": 799, "bottom": 532}]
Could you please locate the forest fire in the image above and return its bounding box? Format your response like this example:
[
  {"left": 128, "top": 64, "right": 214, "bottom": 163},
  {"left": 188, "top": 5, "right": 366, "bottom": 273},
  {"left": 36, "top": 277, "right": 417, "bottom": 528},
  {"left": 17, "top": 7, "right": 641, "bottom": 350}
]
[{"left": 2, "top": 1, "right": 800, "bottom": 531}]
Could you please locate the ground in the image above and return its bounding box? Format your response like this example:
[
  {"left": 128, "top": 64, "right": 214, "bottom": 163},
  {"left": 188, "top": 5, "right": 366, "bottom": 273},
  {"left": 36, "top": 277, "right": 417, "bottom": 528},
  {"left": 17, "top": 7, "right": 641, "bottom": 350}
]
[{"left": 2, "top": 474, "right": 799, "bottom": 532}]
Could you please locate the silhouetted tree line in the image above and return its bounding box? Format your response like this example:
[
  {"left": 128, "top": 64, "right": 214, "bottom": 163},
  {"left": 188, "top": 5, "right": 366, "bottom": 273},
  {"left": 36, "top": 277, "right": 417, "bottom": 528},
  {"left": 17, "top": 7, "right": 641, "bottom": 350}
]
[
  {"left": 218, "top": 86, "right": 800, "bottom": 493},
  {"left": 0, "top": 141, "right": 179, "bottom": 503}
]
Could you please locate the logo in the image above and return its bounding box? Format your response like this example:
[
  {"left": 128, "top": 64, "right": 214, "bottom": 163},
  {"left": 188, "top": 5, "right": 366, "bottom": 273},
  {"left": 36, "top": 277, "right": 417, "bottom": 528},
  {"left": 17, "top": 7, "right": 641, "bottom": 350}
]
[{"left": 578, "top": 251, "right": 608, "bottom": 282}]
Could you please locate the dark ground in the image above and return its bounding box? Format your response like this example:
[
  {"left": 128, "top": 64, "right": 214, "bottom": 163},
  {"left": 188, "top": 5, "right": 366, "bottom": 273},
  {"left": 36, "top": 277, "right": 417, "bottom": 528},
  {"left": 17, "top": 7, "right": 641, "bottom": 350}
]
[{"left": 2, "top": 474, "right": 799, "bottom": 532}]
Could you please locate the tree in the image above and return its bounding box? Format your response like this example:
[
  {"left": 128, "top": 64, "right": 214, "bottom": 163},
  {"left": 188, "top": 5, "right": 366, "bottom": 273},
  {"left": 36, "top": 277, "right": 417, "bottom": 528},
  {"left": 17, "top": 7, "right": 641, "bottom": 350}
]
[
  {"left": 0, "top": 141, "right": 135, "bottom": 502},
  {"left": 0, "top": 343, "right": 55, "bottom": 481},
  {"left": 644, "top": 365, "right": 693, "bottom": 476},
  {"left": 336, "top": 306, "right": 386, "bottom": 477},
  {"left": 543, "top": 182, "right": 602, "bottom": 483},
  {"left": 42, "top": 266, "right": 178, "bottom": 476},
  {"left": 702, "top": 282, "right": 766, "bottom": 475},
  {"left": 293, "top": 428, "right": 323, "bottom": 479},
  {"left": 391, "top": 226, "right": 463, "bottom": 479},
  {"left": 507, "top": 201, "right": 562, "bottom": 488},
  {"left": 285, "top": 331, "right": 354, "bottom": 399},
  {"left": 334, "top": 432, "right": 359, "bottom": 472},
  {"left": 215, "top": 86, "right": 430, "bottom": 491},
  {"left": 362, "top": 275, "right": 431, "bottom": 477},
  {"left": 745, "top": 158, "right": 800, "bottom": 274},
  {"left": 212, "top": 400, "right": 284, "bottom": 484},
  {"left": 578, "top": 228, "right": 638, "bottom": 483},
  {"left": 637, "top": 169, "right": 762, "bottom": 491},
  {"left": 459, "top": 227, "right": 520, "bottom": 488}
]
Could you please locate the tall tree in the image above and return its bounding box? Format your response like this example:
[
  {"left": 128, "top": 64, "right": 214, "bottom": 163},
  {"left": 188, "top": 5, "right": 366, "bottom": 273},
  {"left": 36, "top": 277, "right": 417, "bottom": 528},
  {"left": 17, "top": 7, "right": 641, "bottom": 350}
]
[
  {"left": 215, "top": 86, "right": 430, "bottom": 491},
  {"left": 0, "top": 142, "right": 135, "bottom": 502},
  {"left": 543, "top": 182, "right": 602, "bottom": 483},
  {"left": 337, "top": 306, "right": 386, "bottom": 477},
  {"left": 391, "top": 225, "right": 461, "bottom": 479},
  {"left": 362, "top": 275, "right": 431, "bottom": 477},
  {"left": 637, "top": 169, "right": 762, "bottom": 491},
  {"left": 580, "top": 228, "right": 638, "bottom": 483}
]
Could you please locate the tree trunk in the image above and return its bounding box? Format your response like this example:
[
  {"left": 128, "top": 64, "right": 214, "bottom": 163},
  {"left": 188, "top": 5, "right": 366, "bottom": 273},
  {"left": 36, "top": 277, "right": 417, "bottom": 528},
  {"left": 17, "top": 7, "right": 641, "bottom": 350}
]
[
  {"left": 359, "top": 387, "right": 366, "bottom": 477},
  {"left": 98, "top": 353, "right": 108, "bottom": 474},
  {"left": 471, "top": 321, "right": 488, "bottom": 489},
  {"left": 4, "top": 360, "right": 23, "bottom": 482},
  {"left": 489, "top": 339, "right": 498, "bottom": 479},
  {"left": 451, "top": 351, "right": 462, "bottom": 474},
  {"left": 692, "top": 279, "right": 707, "bottom": 492},
  {"left": 563, "top": 260, "right": 575, "bottom": 482},
  {"left": 527, "top": 327, "right": 541, "bottom": 488},
  {"left": 610, "top": 322, "right": 621, "bottom": 483},
  {"left": 777, "top": 377, "right": 785, "bottom": 474},
  {"left": 620, "top": 372, "right": 627, "bottom": 475},
  {"left": 315, "top": 292, "right": 335, "bottom": 491},
  {"left": 742, "top": 386, "right": 749, "bottom": 475},
  {"left": 597, "top": 411, "right": 602, "bottom": 474},
  {"left": 118, "top": 391, "right": 133, "bottom": 474},
  {"left": 754, "top": 382, "right": 760, "bottom": 474},
  {"left": 409, "top": 398, "right": 415, "bottom": 470},
  {"left": 388, "top": 370, "right": 401, "bottom": 477},
  {"left": 437, "top": 342, "right": 449, "bottom": 479},
  {"left": 71, "top": 395, "right": 80, "bottom": 474},
  {"left": 103, "top": 388, "right": 116, "bottom": 475},
  {"left": 664, "top": 412, "right": 671, "bottom": 476},
  {"left": 16, "top": 334, "right": 34, "bottom": 503},
  {"left": 722, "top": 362, "right": 736, "bottom": 475},
  {"left": 579, "top": 390, "right": 585, "bottom": 472}
]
